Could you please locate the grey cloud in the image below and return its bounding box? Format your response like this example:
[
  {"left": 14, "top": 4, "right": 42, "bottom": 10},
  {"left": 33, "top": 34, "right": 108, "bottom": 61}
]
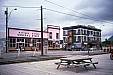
[
  {"left": 102, "top": 31, "right": 113, "bottom": 37},
  {"left": 63, "top": 0, "right": 113, "bottom": 22},
  {"left": 74, "top": 0, "right": 113, "bottom": 21}
]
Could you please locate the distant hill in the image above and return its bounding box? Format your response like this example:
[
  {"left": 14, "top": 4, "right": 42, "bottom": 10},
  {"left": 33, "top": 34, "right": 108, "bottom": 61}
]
[
  {"left": 101, "top": 36, "right": 113, "bottom": 46},
  {"left": 108, "top": 36, "right": 113, "bottom": 41}
]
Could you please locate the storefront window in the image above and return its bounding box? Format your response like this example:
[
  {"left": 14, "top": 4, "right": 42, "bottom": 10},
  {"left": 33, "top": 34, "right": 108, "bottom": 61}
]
[
  {"left": 33, "top": 39, "right": 36, "bottom": 47},
  {"left": 9, "top": 38, "right": 16, "bottom": 48},
  {"left": 25, "top": 38, "right": 30, "bottom": 47},
  {"left": 56, "top": 33, "right": 59, "bottom": 39},
  {"left": 49, "top": 32, "right": 52, "bottom": 39},
  {"left": 17, "top": 38, "right": 24, "bottom": 42},
  {"left": 48, "top": 41, "right": 52, "bottom": 47}
]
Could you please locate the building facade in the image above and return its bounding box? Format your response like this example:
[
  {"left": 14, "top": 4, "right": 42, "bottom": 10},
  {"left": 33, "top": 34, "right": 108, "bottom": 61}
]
[
  {"left": 63, "top": 25, "right": 101, "bottom": 50},
  {"left": 8, "top": 28, "right": 48, "bottom": 51},
  {"left": 8, "top": 25, "right": 60, "bottom": 51},
  {"left": 47, "top": 25, "right": 60, "bottom": 49}
]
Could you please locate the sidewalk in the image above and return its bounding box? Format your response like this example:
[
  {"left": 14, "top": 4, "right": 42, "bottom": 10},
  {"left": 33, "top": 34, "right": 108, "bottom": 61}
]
[
  {"left": 0, "top": 50, "right": 107, "bottom": 65},
  {"left": 0, "top": 54, "right": 113, "bottom": 75}
]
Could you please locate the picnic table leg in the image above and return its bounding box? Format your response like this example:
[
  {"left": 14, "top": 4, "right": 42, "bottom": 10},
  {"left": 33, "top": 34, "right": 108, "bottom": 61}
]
[
  {"left": 67, "top": 61, "right": 71, "bottom": 68},
  {"left": 90, "top": 59, "right": 96, "bottom": 69},
  {"left": 57, "top": 60, "right": 62, "bottom": 69}
]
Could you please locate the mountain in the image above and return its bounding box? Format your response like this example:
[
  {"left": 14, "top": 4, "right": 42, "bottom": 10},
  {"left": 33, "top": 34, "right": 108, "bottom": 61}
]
[
  {"left": 101, "top": 36, "right": 113, "bottom": 46},
  {"left": 108, "top": 36, "right": 113, "bottom": 41}
]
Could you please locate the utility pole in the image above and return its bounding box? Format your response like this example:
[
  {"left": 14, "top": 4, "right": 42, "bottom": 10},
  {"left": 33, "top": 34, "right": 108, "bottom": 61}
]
[
  {"left": 41, "top": 6, "right": 44, "bottom": 56},
  {"left": 5, "top": 7, "right": 8, "bottom": 53}
]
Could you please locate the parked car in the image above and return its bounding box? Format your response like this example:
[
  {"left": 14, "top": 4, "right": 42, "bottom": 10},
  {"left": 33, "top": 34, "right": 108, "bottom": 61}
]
[
  {"left": 89, "top": 48, "right": 97, "bottom": 51},
  {"left": 71, "top": 44, "right": 83, "bottom": 51}
]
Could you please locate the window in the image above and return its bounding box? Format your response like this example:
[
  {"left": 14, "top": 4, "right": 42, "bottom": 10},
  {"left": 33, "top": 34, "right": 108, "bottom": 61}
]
[
  {"left": 48, "top": 41, "right": 52, "bottom": 47},
  {"left": 99, "top": 32, "right": 101, "bottom": 36},
  {"left": 49, "top": 32, "right": 52, "bottom": 39},
  {"left": 97, "top": 32, "right": 99, "bottom": 36},
  {"left": 73, "top": 30, "right": 76, "bottom": 35},
  {"left": 84, "top": 36, "right": 86, "bottom": 41},
  {"left": 63, "top": 37, "right": 67, "bottom": 43},
  {"left": 94, "top": 31, "right": 95, "bottom": 36},
  {"left": 63, "top": 31, "right": 65, "bottom": 36},
  {"left": 56, "top": 33, "right": 59, "bottom": 39},
  {"left": 84, "top": 30, "right": 86, "bottom": 35},
  {"left": 32, "top": 39, "right": 39, "bottom": 47},
  {"left": 77, "top": 29, "right": 80, "bottom": 34},
  {"left": 33, "top": 39, "right": 36, "bottom": 47},
  {"left": 87, "top": 30, "right": 89, "bottom": 35},
  {"left": 91, "top": 31, "right": 92, "bottom": 35},
  {"left": 81, "top": 29, "right": 83, "bottom": 34},
  {"left": 9, "top": 38, "right": 16, "bottom": 48},
  {"left": 55, "top": 41, "right": 59, "bottom": 47},
  {"left": 63, "top": 30, "right": 68, "bottom": 35},
  {"left": 73, "top": 36, "right": 76, "bottom": 42},
  {"left": 78, "top": 36, "right": 81, "bottom": 42},
  {"left": 17, "top": 38, "right": 24, "bottom": 42},
  {"left": 25, "top": 38, "right": 31, "bottom": 47}
]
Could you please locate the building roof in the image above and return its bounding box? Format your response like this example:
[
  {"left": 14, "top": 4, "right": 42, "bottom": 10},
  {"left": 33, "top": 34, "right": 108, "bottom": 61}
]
[
  {"left": 47, "top": 25, "right": 60, "bottom": 30},
  {"left": 63, "top": 25, "right": 101, "bottom": 31}
]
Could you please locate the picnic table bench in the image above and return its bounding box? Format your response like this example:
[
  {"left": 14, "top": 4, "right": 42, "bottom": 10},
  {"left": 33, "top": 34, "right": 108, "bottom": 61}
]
[{"left": 55, "top": 56, "right": 98, "bottom": 71}]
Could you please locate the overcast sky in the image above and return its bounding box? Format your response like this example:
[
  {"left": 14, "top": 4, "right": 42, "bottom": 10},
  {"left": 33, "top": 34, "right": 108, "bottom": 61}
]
[{"left": 0, "top": 0, "right": 113, "bottom": 41}]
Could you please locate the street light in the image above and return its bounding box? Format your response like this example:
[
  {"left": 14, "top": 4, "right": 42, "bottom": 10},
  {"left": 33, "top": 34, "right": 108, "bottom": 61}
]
[{"left": 5, "top": 7, "right": 17, "bottom": 53}]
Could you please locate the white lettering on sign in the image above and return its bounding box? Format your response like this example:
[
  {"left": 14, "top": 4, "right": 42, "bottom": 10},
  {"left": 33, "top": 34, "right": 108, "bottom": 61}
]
[
  {"left": 9, "top": 28, "right": 48, "bottom": 38},
  {"left": 17, "top": 32, "right": 39, "bottom": 38}
]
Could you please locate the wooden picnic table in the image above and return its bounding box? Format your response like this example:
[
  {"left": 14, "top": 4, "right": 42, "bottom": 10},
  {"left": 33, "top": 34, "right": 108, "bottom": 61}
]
[{"left": 56, "top": 56, "right": 98, "bottom": 70}]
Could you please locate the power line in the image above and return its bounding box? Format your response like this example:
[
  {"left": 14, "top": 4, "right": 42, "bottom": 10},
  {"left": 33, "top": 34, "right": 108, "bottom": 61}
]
[
  {"left": 45, "top": 8, "right": 91, "bottom": 19},
  {"left": 45, "top": 0, "right": 97, "bottom": 20},
  {"left": 45, "top": 0, "right": 113, "bottom": 24},
  {"left": 46, "top": 8, "right": 113, "bottom": 25}
]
